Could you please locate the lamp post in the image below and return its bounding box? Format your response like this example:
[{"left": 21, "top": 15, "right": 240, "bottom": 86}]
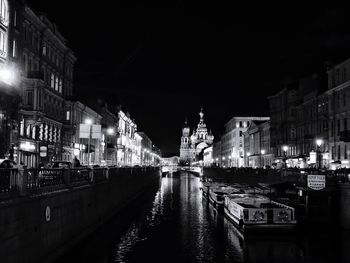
[
  {"left": 260, "top": 149, "right": 266, "bottom": 168},
  {"left": 247, "top": 152, "right": 250, "bottom": 167},
  {"left": 282, "top": 145, "right": 289, "bottom": 169},
  {"left": 228, "top": 156, "right": 232, "bottom": 167},
  {"left": 222, "top": 156, "right": 225, "bottom": 168},
  {"left": 85, "top": 118, "right": 93, "bottom": 166},
  {"left": 105, "top": 128, "right": 115, "bottom": 166},
  {"left": 316, "top": 139, "right": 323, "bottom": 169}
]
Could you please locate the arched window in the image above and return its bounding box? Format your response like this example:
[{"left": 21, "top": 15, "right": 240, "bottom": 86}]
[{"left": 0, "top": 0, "right": 9, "bottom": 26}]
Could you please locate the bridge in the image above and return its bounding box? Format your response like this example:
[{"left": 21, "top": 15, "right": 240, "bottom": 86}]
[{"left": 161, "top": 165, "right": 203, "bottom": 176}]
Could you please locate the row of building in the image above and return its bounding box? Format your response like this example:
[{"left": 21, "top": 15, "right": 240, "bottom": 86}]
[
  {"left": 0, "top": 0, "right": 161, "bottom": 167},
  {"left": 198, "top": 61, "right": 350, "bottom": 169}
]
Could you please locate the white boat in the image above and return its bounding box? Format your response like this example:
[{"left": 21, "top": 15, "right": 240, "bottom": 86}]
[
  {"left": 224, "top": 194, "right": 296, "bottom": 234},
  {"left": 201, "top": 182, "right": 227, "bottom": 199},
  {"left": 208, "top": 186, "right": 241, "bottom": 211}
]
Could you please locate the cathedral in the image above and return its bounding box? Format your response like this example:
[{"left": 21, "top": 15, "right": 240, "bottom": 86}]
[{"left": 180, "top": 108, "right": 214, "bottom": 164}]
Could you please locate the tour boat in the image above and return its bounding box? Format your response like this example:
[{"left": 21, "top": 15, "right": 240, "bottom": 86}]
[
  {"left": 224, "top": 194, "right": 296, "bottom": 234},
  {"left": 208, "top": 186, "right": 241, "bottom": 212},
  {"left": 201, "top": 182, "right": 228, "bottom": 199}
]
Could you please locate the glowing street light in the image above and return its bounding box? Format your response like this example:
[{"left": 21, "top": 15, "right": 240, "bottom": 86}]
[
  {"left": 0, "top": 68, "right": 17, "bottom": 86},
  {"left": 316, "top": 139, "right": 324, "bottom": 169},
  {"left": 282, "top": 145, "right": 289, "bottom": 169},
  {"left": 84, "top": 118, "right": 93, "bottom": 165},
  {"left": 85, "top": 118, "right": 93, "bottom": 125},
  {"left": 260, "top": 149, "right": 266, "bottom": 168},
  {"left": 107, "top": 127, "right": 115, "bottom": 135},
  {"left": 316, "top": 139, "right": 323, "bottom": 147}
]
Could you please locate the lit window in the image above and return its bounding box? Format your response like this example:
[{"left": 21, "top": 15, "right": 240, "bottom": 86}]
[
  {"left": 50, "top": 73, "right": 55, "bottom": 88},
  {"left": 0, "top": 0, "right": 8, "bottom": 26},
  {"left": 42, "top": 45, "right": 46, "bottom": 56},
  {"left": 0, "top": 30, "right": 6, "bottom": 54},
  {"left": 66, "top": 111, "right": 70, "bottom": 121},
  {"left": 12, "top": 39, "right": 16, "bottom": 57},
  {"left": 13, "top": 10, "right": 16, "bottom": 27},
  {"left": 55, "top": 76, "right": 59, "bottom": 91},
  {"left": 59, "top": 79, "right": 63, "bottom": 93}
]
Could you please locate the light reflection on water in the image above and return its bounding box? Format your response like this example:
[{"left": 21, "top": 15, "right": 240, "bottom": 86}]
[{"left": 58, "top": 172, "right": 350, "bottom": 263}]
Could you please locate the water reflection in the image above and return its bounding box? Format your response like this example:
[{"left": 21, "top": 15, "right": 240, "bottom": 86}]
[{"left": 58, "top": 172, "right": 350, "bottom": 263}]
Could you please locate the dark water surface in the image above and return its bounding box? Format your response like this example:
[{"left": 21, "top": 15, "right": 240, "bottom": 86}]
[{"left": 58, "top": 172, "right": 350, "bottom": 263}]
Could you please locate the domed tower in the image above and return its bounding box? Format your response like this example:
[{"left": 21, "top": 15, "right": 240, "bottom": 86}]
[{"left": 180, "top": 118, "right": 192, "bottom": 162}]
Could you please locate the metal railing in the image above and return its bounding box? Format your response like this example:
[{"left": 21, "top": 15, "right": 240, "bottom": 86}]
[
  {"left": 27, "top": 168, "right": 65, "bottom": 189},
  {"left": 70, "top": 168, "right": 91, "bottom": 185},
  {"left": 0, "top": 166, "right": 159, "bottom": 198}
]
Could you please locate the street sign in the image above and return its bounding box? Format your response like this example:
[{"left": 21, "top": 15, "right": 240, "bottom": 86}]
[
  {"left": 79, "top": 124, "right": 101, "bottom": 139},
  {"left": 307, "top": 174, "right": 326, "bottom": 190}
]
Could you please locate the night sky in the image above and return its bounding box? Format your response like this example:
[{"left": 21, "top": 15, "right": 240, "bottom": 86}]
[{"left": 27, "top": 2, "right": 350, "bottom": 156}]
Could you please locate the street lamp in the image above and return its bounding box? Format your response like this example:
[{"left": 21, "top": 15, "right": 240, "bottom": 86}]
[
  {"left": 282, "top": 145, "right": 289, "bottom": 169},
  {"left": 85, "top": 118, "right": 93, "bottom": 165},
  {"left": 0, "top": 67, "right": 17, "bottom": 86},
  {"left": 104, "top": 127, "right": 115, "bottom": 165},
  {"left": 228, "top": 155, "right": 232, "bottom": 167},
  {"left": 260, "top": 149, "right": 266, "bottom": 168},
  {"left": 316, "top": 139, "right": 323, "bottom": 169}
]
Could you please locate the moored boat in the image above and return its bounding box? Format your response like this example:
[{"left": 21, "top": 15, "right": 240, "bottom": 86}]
[
  {"left": 201, "top": 182, "right": 227, "bottom": 199},
  {"left": 208, "top": 186, "right": 241, "bottom": 212},
  {"left": 224, "top": 194, "right": 296, "bottom": 234}
]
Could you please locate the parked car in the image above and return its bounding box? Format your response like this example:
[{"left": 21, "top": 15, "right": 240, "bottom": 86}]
[
  {"left": 0, "top": 159, "right": 17, "bottom": 168},
  {"left": 48, "top": 161, "right": 72, "bottom": 169}
]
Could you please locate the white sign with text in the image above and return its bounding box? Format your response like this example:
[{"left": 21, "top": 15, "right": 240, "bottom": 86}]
[{"left": 307, "top": 175, "right": 326, "bottom": 190}]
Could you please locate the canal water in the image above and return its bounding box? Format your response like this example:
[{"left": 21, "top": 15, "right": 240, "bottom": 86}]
[{"left": 58, "top": 172, "right": 350, "bottom": 263}]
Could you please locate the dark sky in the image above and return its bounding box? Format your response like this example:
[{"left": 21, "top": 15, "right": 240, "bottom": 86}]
[{"left": 27, "top": 2, "right": 350, "bottom": 156}]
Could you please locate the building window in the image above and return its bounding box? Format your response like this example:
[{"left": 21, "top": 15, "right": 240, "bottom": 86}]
[
  {"left": 12, "top": 39, "right": 16, "bottom": 57},
  {"left": 43, "top": 44, "right": 46, "bottom": 56},
  {"left": 13, "top": 10, "right": 16, "bottom": 27},
  {"left": 0, "top": 30, "right": 6, "bottom": 55},
  {"left": 66, "top": 111, "right": 70, "bottom": 121},
  {"left": 345, "top": 144, "right": 348, "bottom": 159},
  {"left": 55, "top": 76, "right": 59, "bottom": 91},
  {"left": 50, "top": 73, "right": 55, "bottom": 88},
  {"left": 338, "top": 145, "right": 341, "bottom": 160},
  {"left": 0, "top": 0, "right": 8, "bottom": 26},
  {"left": 20, "top": 119, "right": 24, "bottom": 136},
  {"left": 59, "top": 79, "right": 63, "bottom": 93},
  {"left": 27, "top": 91, "right": 33, "bottom": 106}
]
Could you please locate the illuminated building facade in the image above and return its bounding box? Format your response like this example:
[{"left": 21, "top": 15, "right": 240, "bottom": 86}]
[
  {"left": 0, "top": 1, "right": 77, "bottom": 167},
  {"left": 221, "top": 116, "right": 269, "bottom": 167}
]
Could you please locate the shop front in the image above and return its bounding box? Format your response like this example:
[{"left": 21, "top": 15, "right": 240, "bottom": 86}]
[{"left": 18, "top": 139, "right": 38, "bottom": 168}]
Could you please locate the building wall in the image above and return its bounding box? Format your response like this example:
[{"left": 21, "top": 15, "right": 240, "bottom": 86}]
[
  {"left": 268, "top": 85, "right": 300, "bottom": 159},
  {"left": 0, "top": 1, "right": 76, "bottom": 167},
  {"left": 327, "top": 59, "right": 350, "bottom": 167},
  {"left": 220, "top": 117, "right": 269, "bottom": 167}
]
